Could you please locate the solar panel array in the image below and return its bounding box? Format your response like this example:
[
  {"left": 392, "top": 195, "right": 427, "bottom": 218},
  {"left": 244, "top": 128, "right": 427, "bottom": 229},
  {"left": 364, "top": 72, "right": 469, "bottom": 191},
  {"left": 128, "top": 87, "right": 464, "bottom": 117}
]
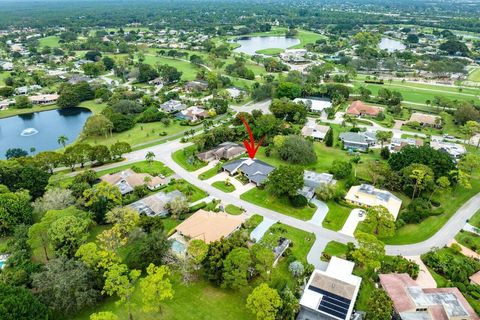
[{"left": 308, "top": 285, "right": 351, "bottom": 320}]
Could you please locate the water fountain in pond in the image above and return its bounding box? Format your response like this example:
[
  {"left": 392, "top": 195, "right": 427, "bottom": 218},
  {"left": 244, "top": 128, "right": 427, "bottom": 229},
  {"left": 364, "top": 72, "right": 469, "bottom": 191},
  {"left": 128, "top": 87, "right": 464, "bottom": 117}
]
[{"left": 20, "top": 128, "right": 39, "bottom": 136}]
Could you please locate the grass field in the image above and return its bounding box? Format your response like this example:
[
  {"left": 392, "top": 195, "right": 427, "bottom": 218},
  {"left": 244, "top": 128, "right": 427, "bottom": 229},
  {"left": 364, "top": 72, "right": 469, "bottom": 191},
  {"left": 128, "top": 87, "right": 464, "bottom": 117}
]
[
  {"left": 38, "top": 36, "right": 61, "bottom": 48},
  {"left": 240, "top": 187, "right": 316, "bottom": 220},
  {"left": 255, "top": 48, "right": 284, "bottom": 56},
  {"left": 225, "top": 204, "right": 244, "bottom": 215},
  {"left": 142, "top": 54, "right": 199, "bottom": 81},
  {"left": 0, "top": 103, "right": 59, "bottom": 119},
  {"left": 468, "top": 68, "right": 480, "bottom": 82},
  {"left": 322, "top": 241, "right": 348, "bottom": 258},
  {"left": 212, "top": 181, "right": 236, "bottom": 193},
  {"left": 172, "top": 146, "right": 208, "bottom": 172},
  {"left": 322, "top": 202, "right": 353, "bottom": 231},
  {"left": 0, "top": 71, "right": 10, "bottom": 86},
  {"left": 198, "top": 163, "right": 222, "bottom": 180}
]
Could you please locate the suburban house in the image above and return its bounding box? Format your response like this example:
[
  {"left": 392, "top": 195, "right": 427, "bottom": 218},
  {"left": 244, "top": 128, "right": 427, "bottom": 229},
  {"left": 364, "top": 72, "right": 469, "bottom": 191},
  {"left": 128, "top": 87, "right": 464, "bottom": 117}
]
[
  {"left": 469, "top": 271, "right": 480, "bottom": 286},
  {"left": 389, "top": 137, "right": 424, "bottom": 152},
  {"left": 301, "top": 122, "right": 331, "bottom": 140},
  {"left": 169, "top": 210, "right": 246, "bottom": 254},
  {"left": 222, "top": 158, "right": 275, "bottom": 186},
  {"left": 299, "top": 171, "right": 336, "bottom": 200},
  {"left": 408, "top": 112, "right": 442, "bottom": 128},
  {"left": 15, "top": 85, "right": 42, "bottom": 95},
  {"left": 226, "top": 87, "right": 245, "bottom": 99},
  {"left": 279, "top": 49, "right": 309, "bottom": 63},
  {"left": 68, "top": 75, "right": 91, "bottom": 85},
  {"left": 177, "top": 106, "right": 209, "bottom": 122},
  {"left": 345, "top": 184, "right": 402, "bottom": 219},
  {"left": 0, "top": 61, "right": 13, "bottom": 71},
  {"left": 197, "top": 142, "right": 246, "bottom": 162},
  {"left": 184, "top": 80, "right": 209, "bottom": 92},
  {"left": 339, "top": 131, "right": 377, "bottom": 152},
  {"left": 148, "top": 77, "right": 164, "bottom": 86},
  {"left": 294, "top": 98, "right": 332, "bottom": 114},
  {"left": 0, "top": 100, "right": 14, "bottom": 110},
  {"left": 159, "top": 99, "right": 187, "bottom": 113},
  {"left": 380, "top": 273, "right": 479, "bottom": 320},
  {"left": 29, "top": 94, "right": 59, "bottom": 105},
  {"left": 430, "top": 139, "right": 466, "bottom": 160},
  {"left": 129, "top": 190, "right": 184, "bottom": 217},
  {"left": 298, "top": 257, "right": 362, "bottom": 320},
  {"left": 99, "top": 169, "right": 167, "bottom": 195},
  {"left": 346, "top": 100, "right": 383, "bottom": 117}
]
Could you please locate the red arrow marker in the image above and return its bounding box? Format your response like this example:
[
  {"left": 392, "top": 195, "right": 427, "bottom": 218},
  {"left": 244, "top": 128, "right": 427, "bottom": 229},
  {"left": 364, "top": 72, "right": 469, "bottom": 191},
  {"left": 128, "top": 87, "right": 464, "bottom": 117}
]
[{"left": 239, "top": 115, "right": 265, "bottom": 159}]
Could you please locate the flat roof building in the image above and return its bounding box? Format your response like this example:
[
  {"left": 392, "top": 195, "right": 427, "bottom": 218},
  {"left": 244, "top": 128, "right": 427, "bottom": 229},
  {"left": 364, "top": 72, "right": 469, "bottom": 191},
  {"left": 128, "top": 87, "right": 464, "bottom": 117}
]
[{"left": 345, "top": 184, "right": 402, "bottom": 219}]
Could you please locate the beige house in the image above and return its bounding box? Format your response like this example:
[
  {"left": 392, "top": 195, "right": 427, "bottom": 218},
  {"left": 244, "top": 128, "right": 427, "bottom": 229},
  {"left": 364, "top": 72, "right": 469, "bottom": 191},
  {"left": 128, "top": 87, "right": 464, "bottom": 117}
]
[
  {"left": 99, "top": 169, "right": 167, "bottom": 195},
  {"left": 301, "top": 123, "right": 330, "bottom": 140},
  {"left": 409, "top": 112, "right": 441, "bottom": 128},
  {"left": 29, "top": 94, "right": 59, "bottom": 105},
  {"left": 173, "top": 209, "right": 246, "bottom": 244},
  {"left": 345, "top": 184, "right": 402, "bottom": 219},
  {"left": 197, "top": 142, "right": 245, "bottom": 162}
]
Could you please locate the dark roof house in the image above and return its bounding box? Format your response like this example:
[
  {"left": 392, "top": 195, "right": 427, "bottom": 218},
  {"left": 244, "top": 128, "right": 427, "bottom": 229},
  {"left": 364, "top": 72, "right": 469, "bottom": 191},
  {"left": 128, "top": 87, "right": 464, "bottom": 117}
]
[{"left": 222, "top": 158, "right": 275, "bottom": 186}]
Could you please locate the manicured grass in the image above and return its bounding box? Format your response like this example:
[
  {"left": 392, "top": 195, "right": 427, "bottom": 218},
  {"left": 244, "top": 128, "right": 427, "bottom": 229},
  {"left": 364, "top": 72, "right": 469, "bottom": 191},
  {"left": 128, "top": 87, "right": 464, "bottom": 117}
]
[
  {"left": 255, "top": 48, "right": 284, "bottom": 56},
  {"left": 225, "top": 204, "right": 244, "bottom": 215},
  {"left": 240, "top": 187, "right": 316, "bottom": 220},
  {"left": 0, "top": 71, "right": 10, "bottom": 86},
  {"left": 468, "top": 210, "right": 480, "bottom": 228},
  {"left": 468, "top": 68, "right": 480, "bottom": 82},
  {"left": 199, "top": 163, "right": 222, "bottom": 180},
  {"left": 322, "top": 241, "right": 348, "bottom": 258},
  {"left": 0, "top": 104, "right": 59, "bottom": 119},
  {"left": 72, "top": 274, "right": 255, "bottom": 320},
  {"left": 290, "top": 29, "right": 326, "bottom": 49},
  {"left": 163, "top": 179, "right": 208, "bottom": 203},
  {"left": 322, "top": 201, "right": 353, "bottom": 231},
  {"left": 142, "top": 54, "right": 198, "bottom": 81},
  {"left": 38, "top": 36, "right": 61, "bottom": 48},
  {"left": 245, "top": 214, "right": 263, "bottom": 233},
  {"left": 455, "top": 231, "right": 480, "bottom": 253},
  {"left": 79, "top": 100, "right": 106, "bottom": 114},
  {"left": 212, "top": 181, "right": 236, "bottom": 193},
  {"left": 266, "top": 222, "right": 315, "bottom": 265},
  {"left": 172, "top": 145, "right": 208, "bottom": 172},
  {"left": 383, "top": 175, "right": 480, "bottom": 245}
]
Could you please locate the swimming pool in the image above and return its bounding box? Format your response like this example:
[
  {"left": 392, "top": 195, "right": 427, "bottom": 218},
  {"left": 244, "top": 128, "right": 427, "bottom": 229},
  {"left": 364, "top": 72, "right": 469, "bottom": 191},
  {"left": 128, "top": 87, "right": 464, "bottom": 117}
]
[{"left": 171, "top": 239, "right": 186, "bottom": 254}]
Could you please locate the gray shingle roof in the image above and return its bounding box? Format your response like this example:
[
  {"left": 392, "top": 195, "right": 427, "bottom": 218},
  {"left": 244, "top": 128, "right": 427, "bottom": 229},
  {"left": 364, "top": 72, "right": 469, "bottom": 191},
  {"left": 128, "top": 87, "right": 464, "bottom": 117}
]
[{"left": 222, "top": 158, "right": 275, "bottom": 185}]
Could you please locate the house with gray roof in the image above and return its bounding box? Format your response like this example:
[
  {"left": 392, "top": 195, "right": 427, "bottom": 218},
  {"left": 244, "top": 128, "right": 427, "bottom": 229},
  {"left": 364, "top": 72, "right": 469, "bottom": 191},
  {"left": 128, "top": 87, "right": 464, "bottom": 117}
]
[
  {"left": 129, "top": 190, "right": 184, "bottom": 217},
  {"left": 222, "top": 158, "right": 275, "bottom": 186},
  {"left": 339, "top": 131, "right": 377, "bottom": 152},
  {"left": 197, "top": 142, "right": 245, "bottom": 162},
  {"left": 299, "top": 171, "right": 337, "bottom": 200},
  {"left": 159, "top": 99, "right": 187, "bottom": 113}
]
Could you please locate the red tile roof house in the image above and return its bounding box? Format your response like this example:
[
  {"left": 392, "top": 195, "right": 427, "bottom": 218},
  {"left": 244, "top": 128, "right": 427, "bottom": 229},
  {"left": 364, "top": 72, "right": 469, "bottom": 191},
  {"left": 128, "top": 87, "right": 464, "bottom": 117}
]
[
  {"left": 346, "top": 100, "right": 383, "bottom": 117},
  {"left": 380, "top": 273, "right": 479, "bottom": 320}
]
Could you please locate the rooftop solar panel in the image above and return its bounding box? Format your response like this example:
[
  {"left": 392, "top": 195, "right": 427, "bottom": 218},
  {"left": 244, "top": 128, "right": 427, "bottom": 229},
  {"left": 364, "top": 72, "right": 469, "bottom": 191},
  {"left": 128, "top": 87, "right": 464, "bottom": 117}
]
[{"left": 308, "top": 285, "right": 352, "bottom": 320}]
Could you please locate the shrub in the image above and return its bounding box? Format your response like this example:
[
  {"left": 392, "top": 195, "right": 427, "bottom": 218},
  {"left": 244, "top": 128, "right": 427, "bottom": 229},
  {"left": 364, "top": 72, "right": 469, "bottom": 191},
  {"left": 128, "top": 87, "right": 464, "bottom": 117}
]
[
  {"left": 289, "top": 194, "right": 308, "bottom": 208},
  {"left": 189, "top": 201, "right": 207, "bottom": 213}
]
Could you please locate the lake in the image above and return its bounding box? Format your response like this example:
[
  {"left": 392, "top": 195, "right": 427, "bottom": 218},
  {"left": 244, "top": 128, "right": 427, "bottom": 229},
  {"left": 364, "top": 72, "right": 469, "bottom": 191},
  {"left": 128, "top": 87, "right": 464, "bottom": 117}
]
[
  {"left": 0, "top": 107, "right": 92, "bottom": 158},
  {"left": 232, "top": 36, "right": 300, "bottom": 55},
  {"left": 378, "top": 37, "right": 406, "bottom": 53}
]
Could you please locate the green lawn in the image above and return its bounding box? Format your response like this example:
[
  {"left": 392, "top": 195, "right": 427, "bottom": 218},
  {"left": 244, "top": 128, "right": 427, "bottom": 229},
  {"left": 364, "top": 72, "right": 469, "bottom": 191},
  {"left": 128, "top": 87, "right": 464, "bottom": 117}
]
[
  {"left": 383, "top": 175, "right": 480, "bottom": 245},
  {"left": 212, "top": 181, "right": 236, "bottom": 193},
  {"left": 172, "top": 146, "right": 208, "bottom": 172},
  {"left": 240, "top": 188, "right": 316, "bottom": 220},
  {"left": 225, "top": 204, "right": 244, "bottom": 215},
  {"left": 142, "top": 54, "right": 199, "bottom": 81},
  {"left": 245, "top": 214, "right": 263, "bottom": 233},
  {"left": 322, "top": 201, "right": 353, "bottom": 231},
  {"left": 255, "top": 48, "right": 284, "bottom": 56},
  {"left": 0, "top": 104, "right": 59, "bottom": 119},
  {"left": 322, "top": 241, "right": 348, "bottom": 258},
  {"left": 468, "top": 210, "right": 480, "bottom": 228},
  {"left": 38, "top": 36, "right": 61, "bottom": 48},
  {"left": 72, "top": 274, "right": 254, "bottom": 320},
  {"left": 0, "top": 71, "right": 10, "bottom": 86},
  {"left": 163, "top": 179, "right": 208, "bottom": 203},
  {"left": 468, "top": 68, "right": 480, "bottom": 82},
  {"left": 455, "top": 231, "right": 480, "bottom": 253},
  {"left": 199, "top": 163, "right": 222, "bottom": 180}
]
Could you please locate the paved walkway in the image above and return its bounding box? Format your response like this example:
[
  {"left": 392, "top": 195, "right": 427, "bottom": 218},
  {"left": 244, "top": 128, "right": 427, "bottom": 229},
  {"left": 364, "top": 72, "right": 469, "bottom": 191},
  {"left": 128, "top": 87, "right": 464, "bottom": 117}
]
[
  {"left": 250, "top": 217, "right": 278, "bottom": 242},
  {"left": 448, "top": 240, "right": 480, "bottom": 260},
  {"left": 193, "top": 160, "right": 218, "bottom": 176},
  {"left": 307, "top": 236, "right": 329, "bottom": 271},
  {"left": 463, "top": 223, "right": 480, "bottom": 236}
]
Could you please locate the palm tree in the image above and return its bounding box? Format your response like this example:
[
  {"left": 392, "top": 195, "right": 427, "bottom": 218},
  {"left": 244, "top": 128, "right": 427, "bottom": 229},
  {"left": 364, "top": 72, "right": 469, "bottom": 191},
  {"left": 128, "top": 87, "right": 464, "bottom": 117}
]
[
  {"left": 57, "top": 135, "right": 68, "bottom": 148},
  {"left": 145, "top": 151, "right": 155, "bottom": 165}
]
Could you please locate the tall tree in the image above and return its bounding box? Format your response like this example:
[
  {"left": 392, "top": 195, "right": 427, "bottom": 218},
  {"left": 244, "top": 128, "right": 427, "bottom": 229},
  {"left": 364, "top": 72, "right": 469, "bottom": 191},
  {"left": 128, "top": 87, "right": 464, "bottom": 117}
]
[
  {"left": 222, "top": 247, "right": 252, "bottom": 290},
  {"left": 352, "top": 232, "right": 385, "bottom": 274},
  {"left": 140, "top": 264, "right": 174, "bottom": 313},
  {"left": 365, "top": 288, "right": 393, "bottom": 320},
  {"left": 246, "top": 283, "right": 283, "bottom": 320},
  {"left": 363, "top": 206, "right": 395, "bottom": 238},
  {"left": 266, "top": 165, "right": 304, "bottom": 197}
]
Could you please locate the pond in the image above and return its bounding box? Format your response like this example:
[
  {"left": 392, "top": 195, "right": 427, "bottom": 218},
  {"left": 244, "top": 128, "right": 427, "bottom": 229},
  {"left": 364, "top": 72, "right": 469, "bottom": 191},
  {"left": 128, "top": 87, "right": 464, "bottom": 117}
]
[
  {"left": 232, "top": 36, "right": 300, "bottom": 55},
  {"left": 378, "top": 37, "right": 406, "bottom": 53},
  {"left": 0, "top": 107, "right": 92, "bottom": 158}
]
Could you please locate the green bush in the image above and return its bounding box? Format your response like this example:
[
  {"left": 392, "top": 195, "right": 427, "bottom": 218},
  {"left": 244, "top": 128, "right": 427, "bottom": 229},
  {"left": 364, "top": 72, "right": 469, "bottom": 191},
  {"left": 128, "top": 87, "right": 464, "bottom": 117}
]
[
  {"left": 189, "top": 201, "right": 206, "bottom": 213},
  {"left": 289, "top": 194, "right": 308, "bottom": 208}
]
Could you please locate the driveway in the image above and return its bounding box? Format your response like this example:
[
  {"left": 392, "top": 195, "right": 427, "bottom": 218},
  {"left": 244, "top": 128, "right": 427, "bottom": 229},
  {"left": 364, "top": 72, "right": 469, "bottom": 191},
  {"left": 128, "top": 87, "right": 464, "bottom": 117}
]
[
  {"left": 205, "top": 171, "right": 255, "bottom": 196},
  {"left": 308, "top": 199, "right": 329, "bottom": 226},
  {"left": 250, "top": 217, "right": 278, "bottom": 242},
  {"left": 405, "top": 256, "right": 437, "bottom": 288},
  {"left": 339, "top": 208, "right": 366, "bottom": 237}
]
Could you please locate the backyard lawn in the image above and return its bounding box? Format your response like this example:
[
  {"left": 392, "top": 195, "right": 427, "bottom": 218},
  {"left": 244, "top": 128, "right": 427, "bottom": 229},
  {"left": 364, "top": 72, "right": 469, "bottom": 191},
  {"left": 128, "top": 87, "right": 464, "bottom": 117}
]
[
  {"left": 172, "top": 145, "right": 208, "bottom": 171},
  {"left": 212, "top": 181, "right": 236, "bottom": 193},
  {"left": 72, "top": 274, "right": 255, "bottom": 320},
  {"left": 240, "top": 187, "right": 316, "bottom": 220}
]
